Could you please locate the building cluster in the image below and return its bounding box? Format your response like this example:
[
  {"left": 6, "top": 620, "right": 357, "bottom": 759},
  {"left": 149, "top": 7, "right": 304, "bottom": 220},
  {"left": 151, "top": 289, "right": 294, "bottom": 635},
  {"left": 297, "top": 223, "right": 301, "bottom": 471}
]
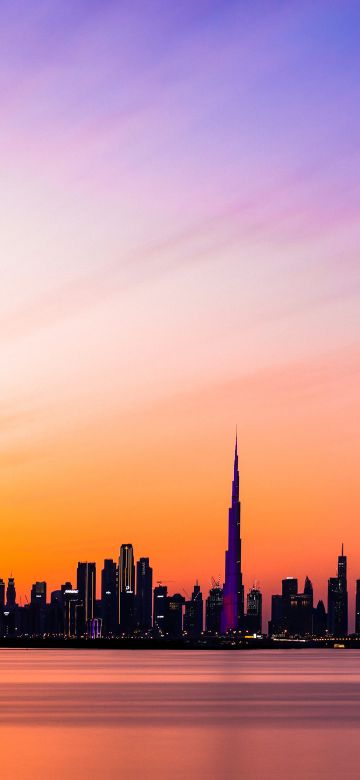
[
  {"left": 269, "top": 545, "right": 354, "bottom": 638},
  {"left": 0, "top": 436, "right": 357, "bottom": 640},
  {"left": 0, "top": 559, "right": 261, "bottom": 640}
]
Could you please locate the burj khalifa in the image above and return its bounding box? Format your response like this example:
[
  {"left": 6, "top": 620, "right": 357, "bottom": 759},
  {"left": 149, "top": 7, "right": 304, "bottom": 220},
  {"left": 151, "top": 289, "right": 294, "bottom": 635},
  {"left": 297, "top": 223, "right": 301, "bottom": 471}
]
[{"left": 221, "top": 433, "right": 244, "bottom": 632}]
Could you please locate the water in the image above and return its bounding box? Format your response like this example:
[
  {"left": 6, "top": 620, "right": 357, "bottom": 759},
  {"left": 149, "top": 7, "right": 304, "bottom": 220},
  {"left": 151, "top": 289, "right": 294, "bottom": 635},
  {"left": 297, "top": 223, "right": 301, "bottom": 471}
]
[{"left": 1, "top": 648, "right": 360, "bottom": 779}]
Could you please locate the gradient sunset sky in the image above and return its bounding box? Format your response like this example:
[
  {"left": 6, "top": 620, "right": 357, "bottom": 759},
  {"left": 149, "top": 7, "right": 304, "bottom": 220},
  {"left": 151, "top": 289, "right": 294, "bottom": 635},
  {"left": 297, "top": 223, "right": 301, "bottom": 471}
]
[{"left": 1, "top": 1, "right": 360, "bottom": 623}]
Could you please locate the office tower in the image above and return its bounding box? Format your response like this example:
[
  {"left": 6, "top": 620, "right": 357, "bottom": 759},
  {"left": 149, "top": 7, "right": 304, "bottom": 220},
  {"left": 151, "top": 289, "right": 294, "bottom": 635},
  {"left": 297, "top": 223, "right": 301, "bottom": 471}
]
[
  {"left": 118, "top": 544, "right": 135, "bottom": 633},
  {"left": 6, "top": 576, "right": 16, "bottom": 609},
  {"left": 313, "top": 600, "right": 327, "bottom": 637},
  {"left": 48, "top": 590, "right": 65, "bottom": 635},
  {"left": 221, "top": 433, "right": 243, "bottom": 633},
  {"left": 153, "top": 584, "right": 168, "bottom": 634},
  {"left": 136, "top": 557, "right": 153, "bottom": 631},
  {"left": 281, "top": 577, "right": 298, "bottom": 634},
  {"left": 0, "top": 579, "right": 5, "bottom": 608},
  {"left": 30, "top": 581, "right": 47, "bottom": 636},
  {"left": 184, "top": 583, "right": 203, "bottom": 638},
  {"left": 356, "top": 581, "right": 360, "bottom": 635},
  {"left": 101, "top": 559, "right": 117, "bottom": 636},
  {"left": 246, "top": 586, "right": 262, "bottom": 634},
  {"left": 288, "top": 577, "right": 313, "bottom": 636},
  {"left": 205, "top": 581, "right": 223, "bottom": 634},
  {"left": 328, "top": 545, "right": 348, "bottom": 636},
  {"left": 31, "top": 581, "right": 47, "bottom": 607},
  {"left": 167, "top": 593, "right": 185, "bottom": 638},
  {"left": 77, "top": 562, "right": 96, "bottom": 623},
  {"left": 63, "top": 588, "right": 80, "bottom": 637},
  {"left": 268, "top": 594, "right": 284, "bottom": 636},
  {"left": 282, "top": 577, "right": 298, "bottom": 600}
]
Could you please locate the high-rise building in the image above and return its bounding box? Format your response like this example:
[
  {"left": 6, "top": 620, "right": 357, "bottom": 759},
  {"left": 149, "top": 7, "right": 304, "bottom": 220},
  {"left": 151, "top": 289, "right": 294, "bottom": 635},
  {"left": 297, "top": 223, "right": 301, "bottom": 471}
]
[
  {"left": 136, "top": 557, "right": 153, "bottom": 631},
  {"left": 6, "top": 577, "right": 16, "bottom": 609},
  {"left": 167, "top": 593, "right": 185, "bottom": 638},
  {"left": 48, "top": 590, "right": 65, "bottom": 635},
  {"left": 221, "top": 433, "right": 243, "bottom": 633},
  {"left": 153, "top": 584, "right": 168, "bottom": 634},
  {"left": 118, "top": 544, "right": 135, "bottom": 633},
  {"left": 313, "top": 600, "right": 327, "bottom": 636},
  {"left": 0, "top": 579, "right": 5, "bottom": 608},
  {"left": 356, "top": 580, "right": 360, "bottom": 635},
  {"left": 184, "top": 583, "right": 203, "bottom": 638},
  {"left": 101, "top": 559, "right": 117, "bottom": 636},
  {"left": 282, "top": 577, "right": 298, "bottom": 634},
  {"left": 282, "top": 577, "right": 298, "bottom": 600},
  {"left": 63, "top": 588, "right": 80, "bottom": 637},
  {"left": 288, "top": 577, "right": 313, "bottom": 636},
  {"left": 268, "top": 594, "right": 284, "bottom": 636},
  {"left": 30, "top": 581, "right": 47, "bottom": 635},
  {"left": 31, "top": 581, "right": 47, "bottom": 607},
  {"left": 205, "top": 582, "right": 223, "bottom": 634},
  {"left": 246, "top": 586, "right": 262, "bottom": 634},
  {"left": 328, "top": 545, "right": 348, "bottom": 637},
  {"left": 77, "top": 562, "right": 96, "bottom": 623}
]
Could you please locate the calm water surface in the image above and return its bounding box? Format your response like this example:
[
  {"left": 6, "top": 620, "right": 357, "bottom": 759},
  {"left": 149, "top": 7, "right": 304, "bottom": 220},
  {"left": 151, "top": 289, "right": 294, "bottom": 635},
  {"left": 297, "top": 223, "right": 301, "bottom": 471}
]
[{"left": 1, "top": 648, "right": 360, "bottom": 778}]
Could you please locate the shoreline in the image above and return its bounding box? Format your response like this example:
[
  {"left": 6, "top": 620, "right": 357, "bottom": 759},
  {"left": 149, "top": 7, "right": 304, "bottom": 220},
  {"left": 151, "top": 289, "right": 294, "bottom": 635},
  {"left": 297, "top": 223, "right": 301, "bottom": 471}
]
[{"left": 0, "top": 637, "right": 357, "bottom": 650}]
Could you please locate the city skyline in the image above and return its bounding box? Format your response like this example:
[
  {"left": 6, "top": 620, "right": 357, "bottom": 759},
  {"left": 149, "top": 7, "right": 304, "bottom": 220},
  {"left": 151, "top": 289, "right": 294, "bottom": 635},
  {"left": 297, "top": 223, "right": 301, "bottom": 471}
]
[
  {"left": 0, "top": 436, "right": 358, "bottom": 635},
  {"left": 1, "top": 1, "right": 360, "bottom": 627}
]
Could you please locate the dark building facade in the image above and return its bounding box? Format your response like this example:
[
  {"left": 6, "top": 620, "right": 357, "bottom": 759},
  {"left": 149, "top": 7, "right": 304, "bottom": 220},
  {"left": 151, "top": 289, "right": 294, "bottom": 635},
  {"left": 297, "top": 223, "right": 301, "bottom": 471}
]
[
  {"left": 313, "top": 600, "right": 327, "bottom": 636},
  {"left": 206, "top": 582, "right": 223, "bottom": 634},
  {"left": 356, "top": 580, "right": 360, "bottom": 635},
  {"left": 136, "top": 557, "right": 153, "bottom": 631},
  {"left": 6, "top": 576, "right": 16, "bottom": 609},
  {"left": 153, "top": 585, "right": 168, "bottom": 634},
  {"left": 269, "top": 577, "right": 313, "bottom": 637},
  {"left": 101, "top": 559, "right": 117, "bottom": 636},
  {"left": 118, "top": 544, "right": 135, "bottom": 633},
  {"left": 167, "top": 593, "right": 185, "bottom": 637},
  {"left": 77, "top": 562, "right": 96, "bottom": 624},
  {"left": 30, "top": 581, "right": 47, "bottom": 636},
  {"left": 184, "top": 583, "right": 203, "bottom": 638},
  {"left": 288, "top": 578, "right": 313, "bottom": 636},
  {"left": 245, "top": 586, "right": 262, "bottom": 634},
  {"left": 328, "top": 546, "right": 348, "bottom": 637},
  {"left": 63, "top": 588, "right": 80, "bottom": 637}
]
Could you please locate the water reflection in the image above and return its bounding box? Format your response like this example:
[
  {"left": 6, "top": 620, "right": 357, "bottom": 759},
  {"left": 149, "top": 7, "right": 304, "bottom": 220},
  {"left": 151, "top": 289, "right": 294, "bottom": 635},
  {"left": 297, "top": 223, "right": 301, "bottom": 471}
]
[{"left": 0, "top": 649, "right": 359, "bottom": 779}]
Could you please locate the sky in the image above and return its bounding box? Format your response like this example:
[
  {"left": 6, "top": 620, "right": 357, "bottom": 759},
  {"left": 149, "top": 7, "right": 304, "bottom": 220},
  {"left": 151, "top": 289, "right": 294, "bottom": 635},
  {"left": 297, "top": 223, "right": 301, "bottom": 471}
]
[{"left": 1, "top": 0, "right": 360, "bottom": 626}]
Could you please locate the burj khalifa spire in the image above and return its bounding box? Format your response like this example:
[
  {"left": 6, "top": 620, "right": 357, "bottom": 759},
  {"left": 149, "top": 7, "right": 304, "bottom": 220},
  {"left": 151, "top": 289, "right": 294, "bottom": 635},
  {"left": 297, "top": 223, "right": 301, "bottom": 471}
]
[{"left": 221, "top": 431, "right": 244, "bottom": 632}]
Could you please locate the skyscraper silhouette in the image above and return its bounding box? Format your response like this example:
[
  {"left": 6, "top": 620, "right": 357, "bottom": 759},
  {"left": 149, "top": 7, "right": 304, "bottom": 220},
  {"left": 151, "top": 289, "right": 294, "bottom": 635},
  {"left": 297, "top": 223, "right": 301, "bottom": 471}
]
[
  {"left": 6, "top": 576, "right": 16, "bottom": 609},
  {"left": 221, "top": 433, "right": 243, "bottom": 633},
  {"left": 153, "top": 584, "right": 168, "bottom": 634},
  {"left": 77, "top": 562, "right": 96, "bottom": 623},
  {"left": 118, "top": 544, "right": 135, "bottom": 633},
  {"left": 101, "top": 559, "right": 117, "bottom": 635},
  {"left": 206, "top": 581, "right": 223, "bottom": 634},
  {"left": 246, "top": 586, "right": 262, "bottom": 634},
  {"left": 184, "top": 583, "right": 203, "bottom": 638},
  {"left": 356, "top": 580, "right": 360, "bottom": 635},
  {"left": 136, "top": 557, "right": 153, "bottom": 631},
  {"left": 328, "top": 544, "right": 348, "bottom": 636}
]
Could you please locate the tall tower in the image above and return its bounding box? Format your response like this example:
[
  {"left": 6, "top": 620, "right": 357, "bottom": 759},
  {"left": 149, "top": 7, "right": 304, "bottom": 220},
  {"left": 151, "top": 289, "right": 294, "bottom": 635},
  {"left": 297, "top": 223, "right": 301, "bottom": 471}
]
[
  {"left": 118, "top": 544, "right": 135, "bottom": 633},
  {"left": 328, "top": 544, "right": 348, "bottom": 637},
  {"left": 136, "top": 557, "right": 153, "bottom": 631},
  {"left": 77, "top": 562, "right": 96, "bottom": 623},
  {"left": 221, "top": 432, "right": 243, "bottom": 632}
]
